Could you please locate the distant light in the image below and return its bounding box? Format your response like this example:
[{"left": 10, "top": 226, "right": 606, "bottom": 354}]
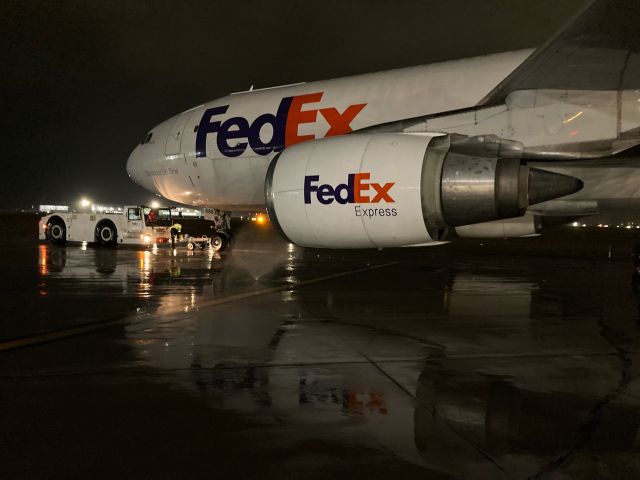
[
  {"left": 150, "top": 201, "right": 159, "bottom": 209},
  {"left": 80, "top": 198, "right": 91, "bottom": 207},
  {"left": 39, "top": 205, "right": 68, "bottom": 213},
  {"left": 571, "top": 221, "right": 579, "bottom": 227},
  {"left": 256, "top": 214, "right": 266, "bottom": 224}
]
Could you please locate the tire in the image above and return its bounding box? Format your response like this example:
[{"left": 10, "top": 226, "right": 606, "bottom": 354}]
[
  {"left": 210, "top": 234, "right": 225, "bottom": 252},
  {"left": 47, "top": 219, "right": 66, "bottom": 244},
  {"left": 96, "top": 222, "right": 117, "bottom": 246},
  {"left": 187, "top": 242, "right": 195, "bottom": 251},
  {"left": 197, "top": 242, "right": 205, "bottom": 250}
]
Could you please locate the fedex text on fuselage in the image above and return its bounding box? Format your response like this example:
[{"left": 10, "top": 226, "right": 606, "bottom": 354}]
[{"left": 195, "top": 92, "right": 367, "bottom": 158}]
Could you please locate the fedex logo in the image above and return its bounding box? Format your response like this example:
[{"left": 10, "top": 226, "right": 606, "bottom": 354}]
[
  {"left": 304, "top": 173, "right": 395, "bottom": 205},
  {"left": 196, "top": 92, "right": 366, "bottom": 158}
]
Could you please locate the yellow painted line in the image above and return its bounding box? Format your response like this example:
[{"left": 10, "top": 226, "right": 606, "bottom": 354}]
[{"left": 0, "top": 261, "right": 398, "bottom": 353}]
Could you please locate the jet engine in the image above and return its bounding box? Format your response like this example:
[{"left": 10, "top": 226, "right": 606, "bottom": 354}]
[{"left": 265, "top": 133, "right": 582, "bottom": 248}]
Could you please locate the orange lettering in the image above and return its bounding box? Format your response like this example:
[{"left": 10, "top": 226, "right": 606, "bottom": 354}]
[
  {"left": 320, "top": 103, "right": 367, "bottom": 137},
  {"left": 285, "top": 92, "right": 323, "bottom": 146},
  {"left": 354, "top": 173, "right": 370, "bottom": 202}
]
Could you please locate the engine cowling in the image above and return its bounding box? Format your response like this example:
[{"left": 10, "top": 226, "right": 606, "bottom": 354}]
[
  {"left": 454, "top": 216, "right": 540, "bottom": 238},
  {"left": 265, "top": 133, "right": 582, "bottom": 248}
]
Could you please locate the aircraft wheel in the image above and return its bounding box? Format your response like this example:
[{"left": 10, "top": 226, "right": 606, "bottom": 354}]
[
  {"left": 210, "top": 234, "right": 225, "bottom": 252},
  {"left": 187, "top": 242, "right": 195, "bottom": 251}
]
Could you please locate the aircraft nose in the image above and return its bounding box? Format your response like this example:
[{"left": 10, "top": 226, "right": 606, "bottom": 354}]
[
  {"left": 126, "top": 145, "right": 153, "bottom": 191},
  {"left": 126, "top": 146, "right": 141, "bottom": 184}
]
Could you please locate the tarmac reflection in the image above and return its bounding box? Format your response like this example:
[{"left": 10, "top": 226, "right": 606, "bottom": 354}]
[
  {"left": 120, "top": 257, "right": 640, "bottom": 477},
  {"left": 4, "top": 229, "right": 640, "bottom": 478}
]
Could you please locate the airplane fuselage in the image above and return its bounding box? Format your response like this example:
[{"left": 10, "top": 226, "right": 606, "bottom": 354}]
[
  {"left": 126, "top": 50, "right": 531, "bottom": 209},
  {"left": 126, "top": 46, "right": 640, "bottom": 218}
]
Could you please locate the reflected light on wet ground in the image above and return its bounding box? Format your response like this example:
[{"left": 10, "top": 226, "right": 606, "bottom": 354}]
[
  {"left": 10, "top": 231, "right": 305, "bottom": 342},
  {"left": 3, "top": 225, "right": 640, "bottom": 479}
]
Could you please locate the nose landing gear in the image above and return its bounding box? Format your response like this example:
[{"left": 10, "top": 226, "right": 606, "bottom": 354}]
[{"left": 207, "top": 209, "right": 232, "bottom": 252}]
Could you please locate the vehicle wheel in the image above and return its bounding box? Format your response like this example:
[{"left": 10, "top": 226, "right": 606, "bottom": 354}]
[
  {"left": 187, "top": 242, "right": 195, "bottom": 251},
  {"left": 210, "top": 234, "right": 225, "bottom": 252},
  {"left": 48, "top": 219, "right": 66, "bottom": 244},
  {"left": 197, "top": 242, "right": 205, "bottom": 250},
  {"left": 96, "top": 222, "right": 117, "bottom": 246}
]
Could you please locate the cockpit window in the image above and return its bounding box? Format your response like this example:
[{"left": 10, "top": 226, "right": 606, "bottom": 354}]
[{"left": 140, "top": 131, "right": 153, "bottom": 145}]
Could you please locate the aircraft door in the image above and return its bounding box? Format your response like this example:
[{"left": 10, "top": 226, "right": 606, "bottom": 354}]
[{"left": 165, "top": 111, "right": 193, "bottom": 155}]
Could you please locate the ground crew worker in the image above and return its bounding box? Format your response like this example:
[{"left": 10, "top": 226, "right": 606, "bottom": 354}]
[{"left": 169, "top": 223, "right": 182, "bottom": 248}]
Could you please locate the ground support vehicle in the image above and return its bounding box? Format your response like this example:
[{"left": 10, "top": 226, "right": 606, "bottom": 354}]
[
  {"left": 39, "top": 205, "right": 172, "bottom": 247},
  {"left": 171, "top": 208, "right": 231, "bottom": 251},
  {"left": 185, "top": 235, "right": 212, "bottom": 251}
]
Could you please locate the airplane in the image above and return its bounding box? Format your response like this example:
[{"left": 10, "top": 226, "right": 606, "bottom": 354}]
[{"left": 126, "top": 0, "right": 640, "bottom": 250}]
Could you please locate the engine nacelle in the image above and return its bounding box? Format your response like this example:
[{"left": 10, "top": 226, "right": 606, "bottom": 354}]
[{"left": 265, "top": 133, "right": 582, "bottom": 249}]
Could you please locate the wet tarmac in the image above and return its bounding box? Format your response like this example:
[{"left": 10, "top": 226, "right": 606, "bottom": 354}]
[{"left": 2, "top": 219, "right": 640, "bottom": 479}]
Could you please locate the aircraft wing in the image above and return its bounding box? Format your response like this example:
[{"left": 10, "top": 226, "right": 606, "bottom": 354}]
[{"left": 480, "top": 0, "right": 640, "bottom": 106}]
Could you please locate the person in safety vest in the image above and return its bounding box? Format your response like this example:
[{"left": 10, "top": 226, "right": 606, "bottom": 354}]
[{"left": 169, "top": 223, "right": 182, "bottom": 248}]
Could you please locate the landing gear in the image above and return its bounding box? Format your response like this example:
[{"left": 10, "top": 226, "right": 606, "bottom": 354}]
[
  {"left": 210, "top": 234, "right": 225, "bottom": 252},
  {"left": 206, "top": 208, "right": 232, "bottom": 252}
]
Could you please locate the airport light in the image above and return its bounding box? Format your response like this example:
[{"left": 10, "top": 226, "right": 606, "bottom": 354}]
[
  {"left": 150, "top": 200, "right": 159, "bottom": 209},
  {"left": 80, "top": 198, "right": 91, "bottom": 208}
]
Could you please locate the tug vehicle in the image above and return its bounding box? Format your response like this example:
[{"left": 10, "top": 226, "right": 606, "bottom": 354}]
[{"left": 39, "top": 205, "right": 172, "bottom": 246}]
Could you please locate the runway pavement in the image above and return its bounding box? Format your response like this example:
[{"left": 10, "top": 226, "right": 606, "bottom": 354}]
[{"left": 2, "top": 218, "right": 640, "bottom": 479}]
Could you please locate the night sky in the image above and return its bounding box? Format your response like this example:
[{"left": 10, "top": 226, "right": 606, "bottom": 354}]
[{"left": 1, "top": 0, "right": 587, "bottom": 209}]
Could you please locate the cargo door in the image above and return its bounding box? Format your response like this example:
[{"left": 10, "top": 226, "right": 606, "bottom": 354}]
[{"left": 165, "top": 111, "right": 193, "bottom": 155}]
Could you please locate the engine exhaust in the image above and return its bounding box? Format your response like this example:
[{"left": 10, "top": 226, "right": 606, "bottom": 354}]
[{"left": 440, "top": 156, "right": 583, "bottom": 227}]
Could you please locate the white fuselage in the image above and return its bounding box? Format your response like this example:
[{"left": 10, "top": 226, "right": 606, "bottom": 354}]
[
  {"left": 126, "top": 50, "right": 532, "bottom": 209},
  {"left": 127, "top": 47, "right": 640, "bottom": 212}
]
